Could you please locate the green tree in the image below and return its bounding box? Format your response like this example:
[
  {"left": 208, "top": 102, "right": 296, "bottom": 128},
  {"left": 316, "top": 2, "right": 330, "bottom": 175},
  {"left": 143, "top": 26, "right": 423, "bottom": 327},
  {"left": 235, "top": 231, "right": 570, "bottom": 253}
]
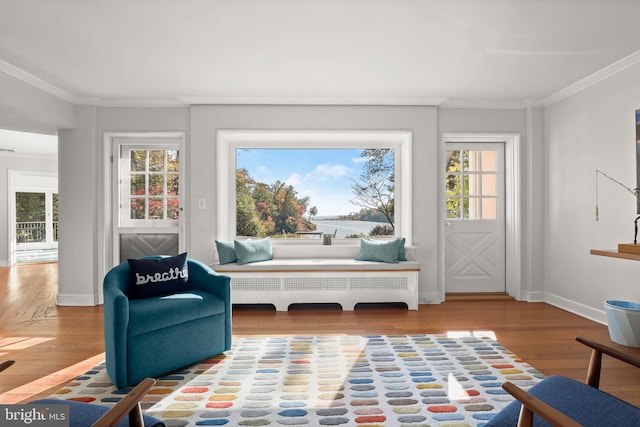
[
  {"left": 235, "top": 169, "right": 266, "bottom": 236},
  {"left": 237, "top": 192, "right": 266, "bottom": 236},
  {"left": 308, "top": 206, "right": 318, "bottom": 221},
  {"left": 15, "top": 193, "right": 45, "bottom": 222},
  {"left": 370, "top": 224, "right": 394, "bottom": 236},
  {"left": 350, "top": 148, "right": 395, "bottom": 229},
  {"left": 271, "top": 182, "right": 313, "bottom": 234},
  {"left": 234, "top": 169, "right": 314, "bottom": 237},
  {"left": 445, "top": 150, "right": 470, "bottom": 219}
]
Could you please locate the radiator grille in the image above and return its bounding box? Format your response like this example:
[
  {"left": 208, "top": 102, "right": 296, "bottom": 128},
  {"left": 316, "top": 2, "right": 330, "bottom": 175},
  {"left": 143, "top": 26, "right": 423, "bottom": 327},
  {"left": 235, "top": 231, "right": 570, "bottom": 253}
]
[
  {"left": 233, "top": 278, "right": 281, "bottom": 292},
  {"left": 351, "top": 276, "right": 408, "bottom": 290},
  {"left": 232, "top": 276, "right": 408, "bottom": 291},
  {"left": 282, "top": 277, "right": 348, "bottom": 291}
]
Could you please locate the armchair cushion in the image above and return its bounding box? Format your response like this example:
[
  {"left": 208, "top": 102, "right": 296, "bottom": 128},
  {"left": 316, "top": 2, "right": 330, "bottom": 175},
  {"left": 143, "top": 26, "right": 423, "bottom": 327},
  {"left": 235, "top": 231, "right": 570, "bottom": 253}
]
[
  {"left": 127, "top": 290, "right": 227, "bottom": 337},
  {"left": 486, "top": 375, "right": 640, "bottom": 426},
  {"left": 127, "top": 253, "right": 189, "bottom": 299}
]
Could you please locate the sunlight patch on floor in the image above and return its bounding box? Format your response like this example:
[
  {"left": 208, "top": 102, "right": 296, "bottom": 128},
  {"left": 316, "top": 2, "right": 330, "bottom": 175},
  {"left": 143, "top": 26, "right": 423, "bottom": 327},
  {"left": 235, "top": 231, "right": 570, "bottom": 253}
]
[
  {"left": 0, "top": 337, "right": 55, "bottom": 351},
  {"left": 446, "top": 330, "right": 497, "bottom": 340},
  {"left": 0, "top": 353, "right": 105, "bottom": 404}
]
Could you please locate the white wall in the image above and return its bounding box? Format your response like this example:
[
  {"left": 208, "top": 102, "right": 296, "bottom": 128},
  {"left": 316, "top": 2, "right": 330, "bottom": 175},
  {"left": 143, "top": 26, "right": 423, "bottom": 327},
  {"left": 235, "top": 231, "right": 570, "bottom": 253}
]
[
  {"left": 190, "top": 105, "right": 440, "bottom": 302},
  {"left": 55, "top": 106, "right": 190, "bottom": 305},
  {"left": 9, "top": 63, "right": 638, "bottom": 320},
  {"left": 545, "top": 63, "right": 640, "bottom": 323},
  {"left": 439, "top": 108, "right": 527, "bottom": 133},
  {"left": 438, "top": 107, "right": 547, "bottom": 301},
  {"left": 56, "top": 104, "right": 441, "bottom": 304},
  {"left": 0, "top": 71, "right": 75, "bottom": 134},
  {"left": 4, "top": 95, "right": 543, "bottom": 307},
  {"left": 57, "top": 106, "right": 99, "bottom": 305}
]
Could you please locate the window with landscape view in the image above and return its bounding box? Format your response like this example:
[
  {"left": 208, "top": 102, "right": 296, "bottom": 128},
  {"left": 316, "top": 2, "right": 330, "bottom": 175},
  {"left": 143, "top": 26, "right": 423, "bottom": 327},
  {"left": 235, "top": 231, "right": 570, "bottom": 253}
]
[
  {"left": 236, "top": 148, "right": 395, "bottom": 239},
  {"left": 216, "top": 131, "right": 412, "bottom": 244},
  {"left": 120, "top": 147, "right": 181, "bottom": 227}
]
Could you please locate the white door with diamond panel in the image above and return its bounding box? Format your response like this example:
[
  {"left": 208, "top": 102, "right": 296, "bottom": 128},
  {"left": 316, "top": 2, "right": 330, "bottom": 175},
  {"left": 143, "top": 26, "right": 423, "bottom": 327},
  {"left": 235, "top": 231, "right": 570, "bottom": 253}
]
[
  {"left": 445, "top": 143, "right": 505, "bottom": 293},
  {"left": 113, "top": 135, "right": 185, "bottom": 264}
]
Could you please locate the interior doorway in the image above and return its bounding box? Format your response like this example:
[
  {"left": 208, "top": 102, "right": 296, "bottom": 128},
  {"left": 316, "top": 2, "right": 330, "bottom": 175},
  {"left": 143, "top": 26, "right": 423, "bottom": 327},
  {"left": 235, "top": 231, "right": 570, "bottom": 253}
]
[
  {"left": 440, "top": 133, "right": 522, "bottom": 300},
  {"left": 8, "top": 171, "right": 59, "bottom": 264},
  {"left": 444, "top": 142, "right": 506, "bottom": 293},
  {"left": 107, "top": 133, "right": 185, "bottom": 266}
]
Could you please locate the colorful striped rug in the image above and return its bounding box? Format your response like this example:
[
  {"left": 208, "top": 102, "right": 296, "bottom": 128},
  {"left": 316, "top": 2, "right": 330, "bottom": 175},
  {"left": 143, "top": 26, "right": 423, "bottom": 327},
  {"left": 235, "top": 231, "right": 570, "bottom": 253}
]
[{"left": 51, "top": 334, "right": 544, "bottom": 426}]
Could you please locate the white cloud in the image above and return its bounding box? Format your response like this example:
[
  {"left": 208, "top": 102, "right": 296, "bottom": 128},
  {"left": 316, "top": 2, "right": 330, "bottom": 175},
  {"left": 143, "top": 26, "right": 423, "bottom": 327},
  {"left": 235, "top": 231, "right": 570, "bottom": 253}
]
[
  {"left": 352, "top": 156, "right": 367, "bottom": 164},
  {"left": 300, "top": 164, "right": 351, "bottom": 184},
  {"left": 249, "top": 159, "right": 359, "bottom": 216},
  {"left": 286, "top": 172, "right": 303, "bottom": 187},
  {"left": 249, "top": 165, "right": 273, "bottom": 183},
  {"left": 314, "top": 164, "right": 349, "bottom": 178}
]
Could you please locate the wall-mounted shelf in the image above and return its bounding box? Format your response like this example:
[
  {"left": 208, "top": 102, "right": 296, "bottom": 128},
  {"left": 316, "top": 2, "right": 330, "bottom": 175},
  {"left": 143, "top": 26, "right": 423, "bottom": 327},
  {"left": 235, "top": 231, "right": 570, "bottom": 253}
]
[{"left": 591, "top": 243, "right": 640, "bottom": 261}]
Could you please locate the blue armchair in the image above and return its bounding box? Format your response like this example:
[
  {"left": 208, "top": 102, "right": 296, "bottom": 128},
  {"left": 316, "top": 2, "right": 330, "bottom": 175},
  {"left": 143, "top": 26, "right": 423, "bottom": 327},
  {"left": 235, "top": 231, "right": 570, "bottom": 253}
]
[
  {"left": 486, "top": 336, "right": 640, "bottom": 426},
  {"left": 3, "top": 361, "right": 164, "bottom": 426},
  {"left": 104, "top": 256, "right": 231, "bottom": 389}
]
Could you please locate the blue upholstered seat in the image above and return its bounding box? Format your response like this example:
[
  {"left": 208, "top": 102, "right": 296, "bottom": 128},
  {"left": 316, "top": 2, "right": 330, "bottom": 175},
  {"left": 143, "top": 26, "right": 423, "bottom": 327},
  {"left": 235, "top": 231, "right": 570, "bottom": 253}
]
[
  {"left": 29, "top": 398, "right": 165, "bottom": 427},
  {"left": 103, "top": 257, "right": 232, "bottom": 389},
  {"left": 485, "top": 375, "right": 640, "bottom": 426},
  {"left": 127, "top": 291, "right": 226, "bottom": 337},
  {"left": 486, "top": 336, "right": 640, "bottom": 427}
]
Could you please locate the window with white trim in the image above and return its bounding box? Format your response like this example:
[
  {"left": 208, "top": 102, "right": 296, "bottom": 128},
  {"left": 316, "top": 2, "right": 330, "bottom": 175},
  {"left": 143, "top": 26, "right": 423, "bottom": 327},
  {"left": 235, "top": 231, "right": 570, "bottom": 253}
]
[
  {"left": 119, "top": 146, "right": 181, "bottom": 227},
  {"left": 216, "top": 131, "right": 412, "bottom": 244}
]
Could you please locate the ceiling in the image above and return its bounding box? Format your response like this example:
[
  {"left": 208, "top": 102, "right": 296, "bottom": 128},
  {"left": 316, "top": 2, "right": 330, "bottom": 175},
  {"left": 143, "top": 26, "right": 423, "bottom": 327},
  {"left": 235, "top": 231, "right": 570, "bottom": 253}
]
[{"left": 1, "top": 0, "right": 640, "bottom": 153}]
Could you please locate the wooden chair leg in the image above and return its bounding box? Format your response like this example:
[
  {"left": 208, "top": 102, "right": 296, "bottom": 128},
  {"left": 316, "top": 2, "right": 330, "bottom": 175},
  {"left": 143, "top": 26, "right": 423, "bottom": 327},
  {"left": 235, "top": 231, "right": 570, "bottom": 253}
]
[
  {"left": 92, "top": 378, "right": 155, "bottom": 427},
  {"left": 128, "top": 404, "right": 145, "bottom": 427},
  {"left": 585, "top": 348, "right": 603, "bottom": 388},
  {"left": 517, "top": 405, "right": 534, "bottom": 427}
]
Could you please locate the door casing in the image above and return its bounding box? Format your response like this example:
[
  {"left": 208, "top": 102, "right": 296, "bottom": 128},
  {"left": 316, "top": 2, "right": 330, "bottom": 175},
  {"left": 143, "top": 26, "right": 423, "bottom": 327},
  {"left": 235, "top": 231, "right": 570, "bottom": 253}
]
[
  {"left": 100, "top": 132, "right": 187, "bottom": 303},
  {"left": 439, "top": 133, "right": 521, "bottom": 301},
  {"left": 7, "top": 170, "right": 58, "bottom": 266}
]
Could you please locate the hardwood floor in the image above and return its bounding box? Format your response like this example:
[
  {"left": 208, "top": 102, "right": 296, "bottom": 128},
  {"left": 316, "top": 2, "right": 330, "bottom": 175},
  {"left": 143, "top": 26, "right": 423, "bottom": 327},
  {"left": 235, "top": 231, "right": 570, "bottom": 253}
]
[{"left": 1, "top": 262, "right": 639, "bottom": 407}]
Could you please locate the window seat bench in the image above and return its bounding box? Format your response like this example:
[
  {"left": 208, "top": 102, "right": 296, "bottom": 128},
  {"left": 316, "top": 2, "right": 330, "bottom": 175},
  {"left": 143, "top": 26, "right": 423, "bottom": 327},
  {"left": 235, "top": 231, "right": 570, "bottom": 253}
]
[{"left": 212, "top": 257, "right": 420, "bottom": 311}]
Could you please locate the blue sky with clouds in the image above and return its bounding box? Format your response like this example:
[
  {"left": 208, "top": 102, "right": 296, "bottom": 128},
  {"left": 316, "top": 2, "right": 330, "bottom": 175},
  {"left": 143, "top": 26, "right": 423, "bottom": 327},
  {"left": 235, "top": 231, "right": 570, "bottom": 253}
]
[{"left": 236, "top": 148, "right": 366, "bottom": 216}]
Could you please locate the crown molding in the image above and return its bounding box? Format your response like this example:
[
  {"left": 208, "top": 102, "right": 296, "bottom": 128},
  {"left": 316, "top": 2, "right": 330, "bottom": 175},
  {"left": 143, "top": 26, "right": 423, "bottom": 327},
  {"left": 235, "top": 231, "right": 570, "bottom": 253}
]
[
  {"left": 79, "top": 96, "right": 448, "bottom": 107},
  {"left": 0, "top": 59, "right": 79, "bottom": 104},
  {"left": 525, "top": 99, "right": 546, "bottom": 108},
  {"left": 439, "top": 99, "right": 531, "bottom": 109},
  {"left": 178, "top": 96, "right": 448, "bottom": 106},
  {"left": 90, "top": 98, "right": 189, "bottom": 107},
  {"left": 544, "top": 49, "right": 640, "bottom": 106}
]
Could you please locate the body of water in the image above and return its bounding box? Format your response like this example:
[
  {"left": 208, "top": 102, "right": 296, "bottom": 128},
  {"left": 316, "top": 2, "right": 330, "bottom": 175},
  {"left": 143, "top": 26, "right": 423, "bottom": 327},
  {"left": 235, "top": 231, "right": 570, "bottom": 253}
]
[{"left": 310, "top": 219, "right": 387, "bottom": 238}]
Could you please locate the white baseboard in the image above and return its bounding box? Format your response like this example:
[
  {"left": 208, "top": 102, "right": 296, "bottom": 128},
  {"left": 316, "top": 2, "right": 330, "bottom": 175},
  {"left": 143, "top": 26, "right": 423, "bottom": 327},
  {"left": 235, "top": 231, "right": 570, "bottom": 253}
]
[
  {"left": 56, "top": 293, "right": 99, "bottom": 306},
  {"left": 420, "top": 292, "right": 443, "bottom": 304},
  {"left": 519, "top": 290, "right": 546, "bottom": 302},
  {"left": 545, "top": 292, "right": 607, "bottom": 325},
  {"left": 0, "top": 259, "right": 8, "bottom": 267}
]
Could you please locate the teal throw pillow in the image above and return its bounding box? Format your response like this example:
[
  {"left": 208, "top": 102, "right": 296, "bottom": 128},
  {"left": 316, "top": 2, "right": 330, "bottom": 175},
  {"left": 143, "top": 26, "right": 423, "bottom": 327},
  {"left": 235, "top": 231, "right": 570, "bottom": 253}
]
[
  {"left": 355, "top": 238, "right": 402, "bottom": 263},
  {"left": 234, "top": 238, "right": 273, "bottom": 264},
  {"left": 398, "top": 237, "right": 407, "bottom": 261},
  {"left": 215, "top": 240, "right": 237, "bottom": 264}
]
